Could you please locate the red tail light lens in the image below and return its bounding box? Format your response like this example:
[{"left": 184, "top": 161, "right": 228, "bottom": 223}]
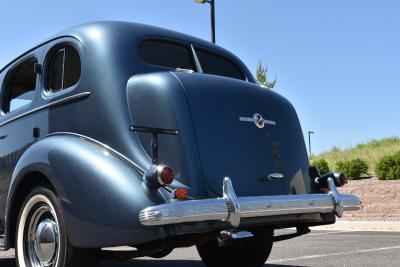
[{"left": 156, "top": 165, "right": 174, "bottom": 186}]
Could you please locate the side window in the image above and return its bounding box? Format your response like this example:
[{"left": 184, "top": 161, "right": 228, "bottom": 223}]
[
  {"left": 3, "top": 59, "right": 37, "bottom": 113},
  {"left": 139, "top": 40, "right": 196, "bottom": 71},
  {"left": 46, "top": 45, "right": 81, "bottom": 93}
]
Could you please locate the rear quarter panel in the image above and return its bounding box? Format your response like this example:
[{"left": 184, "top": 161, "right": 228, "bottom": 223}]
[{"left": 6, "top": 135, "right": 163, "bottom": 248}]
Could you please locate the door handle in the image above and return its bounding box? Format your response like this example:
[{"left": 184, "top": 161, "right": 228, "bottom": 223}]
[{"left": 267, "top": 173, "right": 285, "bottom": 181}]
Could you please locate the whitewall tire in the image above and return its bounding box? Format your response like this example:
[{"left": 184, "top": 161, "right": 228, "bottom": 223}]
[{"left": 15, "top": 187, "right": 98, "bottom": 267}]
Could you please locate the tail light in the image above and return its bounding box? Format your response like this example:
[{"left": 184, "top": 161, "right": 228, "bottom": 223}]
[
  {"left": 156, "top": 165, "right": 174, "bottom": 186},
  {"left": 174, "top": 188, "right": 188, "bottom": 200},
  {"left": 144, "top": 165, "right": 175, "bottom": 188},
  {"left": 317, "top": 172, "right": 347, "bottom": 190}
]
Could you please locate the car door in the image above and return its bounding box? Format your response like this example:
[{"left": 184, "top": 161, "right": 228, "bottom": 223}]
[
  {"left": 0, "top": 48, "right": 43, "bottom": 227},
  {"left": 35, "top": 38, "right": 83, "bottom": 138}
]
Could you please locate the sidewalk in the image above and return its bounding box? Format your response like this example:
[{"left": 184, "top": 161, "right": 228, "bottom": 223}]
[{"left": 312, "top": 220, "right": 400, "bottom": 232}]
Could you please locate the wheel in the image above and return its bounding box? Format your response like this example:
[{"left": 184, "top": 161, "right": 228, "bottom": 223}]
[
  {"left": 16, "top": 187, "right": 98, "bottom": 267},
  {"left": 196, "top": 230, "right": 273, "bottom": 267}
]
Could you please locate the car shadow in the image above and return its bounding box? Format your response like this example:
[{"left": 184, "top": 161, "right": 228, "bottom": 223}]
[
  {"left": 0, "top": 258, "right": 302, "bottom": 267},
  {"left": 0, "top": 258, "right": 15, "bottom": 267},
  {"left": 100, "top": 259, "right": 302, "bottom": 267}
]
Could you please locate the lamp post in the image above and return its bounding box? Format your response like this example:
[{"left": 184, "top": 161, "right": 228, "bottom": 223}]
[
  {"left": 195, "top": 0, "right": 216, "bottom": 43},
  {"left": 308, "top": 131, "right": 314, "bottom": 156}
]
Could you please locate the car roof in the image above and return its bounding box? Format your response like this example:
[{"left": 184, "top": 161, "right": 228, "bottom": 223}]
[{"left": 0, "top": 21, "right": 254, "bottom": 82}]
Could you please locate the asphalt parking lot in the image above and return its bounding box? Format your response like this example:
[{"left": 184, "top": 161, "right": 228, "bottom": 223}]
[{"left": 1, "top": 230, "right": 399, "bottom": 266}]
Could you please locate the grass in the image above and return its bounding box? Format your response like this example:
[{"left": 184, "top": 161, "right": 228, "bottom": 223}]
[{"left": 310, "top": 137, "right": 400, "bottom": 175}]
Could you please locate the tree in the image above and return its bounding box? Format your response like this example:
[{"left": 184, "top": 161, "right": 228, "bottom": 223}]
[{"left": 256, "top": 60, "right": 276, "bottom": 89}]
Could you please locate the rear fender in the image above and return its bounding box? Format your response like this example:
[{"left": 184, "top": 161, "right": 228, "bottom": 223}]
[{"left": 5, "top": 133, "right": 163, "bottom": 248}]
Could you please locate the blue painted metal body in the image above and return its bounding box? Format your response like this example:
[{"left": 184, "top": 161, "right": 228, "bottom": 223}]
[{"left": 0, "top": 21, "right": 317, "bottom": 250}]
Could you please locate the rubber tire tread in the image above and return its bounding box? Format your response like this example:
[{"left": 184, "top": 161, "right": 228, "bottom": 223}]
[{"left": 196, "top": 230, "right": 273, "bottom": 267}]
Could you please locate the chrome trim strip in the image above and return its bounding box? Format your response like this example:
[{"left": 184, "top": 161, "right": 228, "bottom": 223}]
[
  {"left": 239, "top": 116, "right": 276, "bottom": 126},
  {"left": 46, "top": 132, "right": 146, "bottom": 174},
  {"left": 239, "top": 117, "right": 253, "bottom": 122},
  {"left": 264, "top": 119, "right": 277, "bottom": 126},
  {"left": 139, "top": 177, "right": 361, "bottom": 227},
  {"left": 191, "top": 44, "right": 203, "bottom": 73},
  {"left": 0, "top": 92, "right": 91, "bottom": 127}
]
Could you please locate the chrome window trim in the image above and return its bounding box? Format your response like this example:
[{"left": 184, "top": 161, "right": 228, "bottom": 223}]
[{"left": 190, "top": 44, "right": 203, "bottom": 73}]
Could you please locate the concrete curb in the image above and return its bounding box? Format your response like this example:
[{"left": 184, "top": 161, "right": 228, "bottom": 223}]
[{"left": 312, "top": 220, "right": 400, "bottom": 232}]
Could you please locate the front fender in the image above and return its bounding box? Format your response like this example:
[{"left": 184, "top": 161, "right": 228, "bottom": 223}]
[{"left": 6, "top": 133, "right": 164, "bottom": 248}]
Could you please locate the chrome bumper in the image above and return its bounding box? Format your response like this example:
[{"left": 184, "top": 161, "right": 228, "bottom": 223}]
[{"left": 139, "top": 177, "right": 361, "bottom": 227}]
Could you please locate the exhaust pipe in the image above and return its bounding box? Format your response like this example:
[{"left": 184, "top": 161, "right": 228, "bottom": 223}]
[{"left": 218, "top": 230, "right": 253, "bottom": 246}]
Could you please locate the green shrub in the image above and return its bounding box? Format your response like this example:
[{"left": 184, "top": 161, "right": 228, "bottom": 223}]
[
  {"left": 336, "top": 159, "right": 368, "bottom": 180},
  {"left": 375, "top": 152, "right": 400, "bottom": 180},
  {"left": 311, "top": 159, "right": 330, "bottom": 175}
]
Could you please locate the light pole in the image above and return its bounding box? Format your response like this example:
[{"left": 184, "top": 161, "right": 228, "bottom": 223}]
[
  {"left": 195, "top": 0, "right": 216, "bottom": 43},
  {"left": 308, "top": 131, "right": 314, "bottom": 156}
]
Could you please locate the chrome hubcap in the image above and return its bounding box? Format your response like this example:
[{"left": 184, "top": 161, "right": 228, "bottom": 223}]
[
  {"left": 27, "top": 205, "right": 59, "bottom": 267},
  {"left": 34, "top": 219, "right": 57, "bottom": 264}
]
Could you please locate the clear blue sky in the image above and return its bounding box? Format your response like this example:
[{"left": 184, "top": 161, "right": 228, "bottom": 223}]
[{"left": 1, "top": 0, "right": 399, "bottom": 154}]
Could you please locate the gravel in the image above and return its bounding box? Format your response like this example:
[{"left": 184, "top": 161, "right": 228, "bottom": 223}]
[{"left": 339, "top": 177, "right": 400, "bottom": 221}]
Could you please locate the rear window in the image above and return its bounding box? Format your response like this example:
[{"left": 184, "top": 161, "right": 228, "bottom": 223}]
[
  {"left": 195, "top": 48, "right": 245, "bottom": 81},
  {"left": 139, "top": 40, "right": 196, "bottom": 71}
]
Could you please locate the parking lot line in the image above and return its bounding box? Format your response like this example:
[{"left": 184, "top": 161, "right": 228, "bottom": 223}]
[
  {"left": 306, "top": 230, "right": 352, "bottom": 236},
  {"left": 268, "top": 245, "right": 400, "bottom": 263}
]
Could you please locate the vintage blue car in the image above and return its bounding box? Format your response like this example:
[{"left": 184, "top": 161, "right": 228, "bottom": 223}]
[{"left": 0, "top": 21, "right": 360, "bottom": 267}]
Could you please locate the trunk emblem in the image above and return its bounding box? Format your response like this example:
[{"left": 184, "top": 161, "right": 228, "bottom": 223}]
[{"left": 239, "top": 113, "right": 276, "bottom": 129}]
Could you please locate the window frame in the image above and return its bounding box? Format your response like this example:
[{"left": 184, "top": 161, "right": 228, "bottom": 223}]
[
  {"left": 1, "top": 56, "right": 38, "bottom": 115},
  {"left": 42, "top": 41, "right": 82, "bottom": 99}
]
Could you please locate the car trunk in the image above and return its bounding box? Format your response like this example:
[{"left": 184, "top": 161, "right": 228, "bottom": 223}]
[
  {"left": 174, "top": 72, "right": 311, "bottom": 197},
  {"left": 127, "top": 72, "right": 312, "bottom": 198}
]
